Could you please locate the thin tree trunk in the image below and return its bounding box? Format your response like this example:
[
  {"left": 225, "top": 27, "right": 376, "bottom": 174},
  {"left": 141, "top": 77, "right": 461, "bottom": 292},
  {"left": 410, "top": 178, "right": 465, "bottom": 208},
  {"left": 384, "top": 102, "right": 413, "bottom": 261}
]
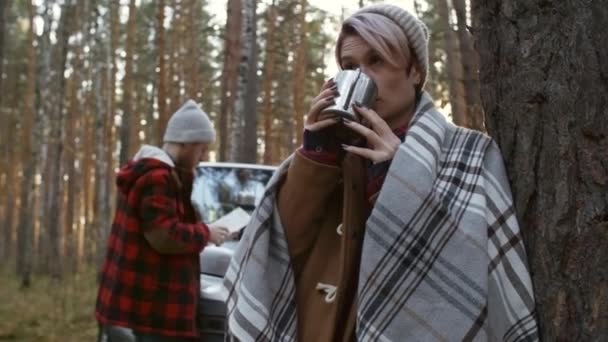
[
  {"left": 438, "top": 0, "right": 467, "bottom": 125},
  {"left": 1, "top": 52, "right": 18, "bottom": 261},
  {"left": 168, "top": 0, "right": 183, "bottom": 114},
  {"left": 82, "top": 113, "right": 95, "bottom": 264},
  {"left": 16, "top": 0, "right": 37, "bottom": 287},
  {"left": 452, "top": 0, "right": 484, "bottom": 131},
  {"left": 119, "top": 0, "right": 137, "bottom": 166},
  {"left": 156, "top": 0, "right": 168, "bottom": 142},
  {"left": 218, "top": 0, "right": 242, "bottom": 161},
  {"left": 0, "top": 0, "right": 10, "bottom": 106},
  {"left": 262, "top": 2, "right": 277, "bottom": 165},
  {"left": 106, "top": 0, "right": 119, "bottom": 232},
  {"left": 236, "top": 0, "right": 258, "bottom": 163},
  {"left": 474, "top": 1, "right": 608, "bottom": 340},
  {"left": 3, "top": 112, "right": 17, "bottom": 263},
  {"left": 275, "top": 7, "right": 295, "bottom": 160},
  {"left": 64, "top": 73, "right": 79, "bottom": 273},
  {"left": 44, "top": 0, "right": 74, "bottom": 279},
  {"left": 37, "top": 1, "right": 55, "bottom": 274},
  {"left": 63, "top": 0, "right": 87, "bottom": 273},
  {"left": 292, "top": 0, "right": 307, "bottom": 147},
  {"left": 93, "top": 60, "right": 109, "bottom": 270},
  {"left": 186, "top": 0, "right": 200, "bottom": 101}
]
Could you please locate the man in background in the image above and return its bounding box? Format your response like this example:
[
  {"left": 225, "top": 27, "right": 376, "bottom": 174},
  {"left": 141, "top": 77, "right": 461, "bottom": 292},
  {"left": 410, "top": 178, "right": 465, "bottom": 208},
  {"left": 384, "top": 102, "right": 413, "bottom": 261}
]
[{"left": 96, "top": 100, "right": 229, "bottom": 341}]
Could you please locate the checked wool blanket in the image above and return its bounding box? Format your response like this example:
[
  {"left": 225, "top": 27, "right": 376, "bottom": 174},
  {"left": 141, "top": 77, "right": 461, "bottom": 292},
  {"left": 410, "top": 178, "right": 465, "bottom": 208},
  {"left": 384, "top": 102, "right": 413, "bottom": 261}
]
[{"left": 222, "top": 93, "right": 539, "bottom": 342}]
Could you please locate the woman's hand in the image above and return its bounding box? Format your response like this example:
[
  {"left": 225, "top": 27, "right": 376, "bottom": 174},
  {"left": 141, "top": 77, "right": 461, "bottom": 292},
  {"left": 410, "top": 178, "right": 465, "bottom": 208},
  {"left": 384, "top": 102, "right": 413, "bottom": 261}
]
[
  {"left": 305, "top": 78, "right": 341, "bottom": 131},
  {"left": 341, "top": 104, "right": 401, "bottom": 164}
]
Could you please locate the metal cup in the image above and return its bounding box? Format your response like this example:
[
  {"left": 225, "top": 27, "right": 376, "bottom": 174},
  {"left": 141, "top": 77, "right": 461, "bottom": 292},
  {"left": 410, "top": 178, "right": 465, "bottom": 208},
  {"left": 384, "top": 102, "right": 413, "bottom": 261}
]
[{"left": 320, "top": 69, "right": 377, "bottom": 122}]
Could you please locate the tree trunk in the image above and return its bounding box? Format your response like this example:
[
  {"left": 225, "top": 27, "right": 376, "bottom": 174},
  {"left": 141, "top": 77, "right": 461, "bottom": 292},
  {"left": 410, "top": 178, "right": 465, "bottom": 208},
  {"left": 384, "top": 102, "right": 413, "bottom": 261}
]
[
  {"left": 452, "top": 0, "right": 484, "bottom": 131},
  {"left": 0, "top": 0, "right": 9, "bottom": 106},
  {"left": 44, "top": 0, "right": 74, "bottom": 279},
  {"left": 16, "top": 0, "right": 37, "bottom": 287},
  {"left": 168, "top": 0, "right": 183, "bottom": 115},
  {"left": 82, "top": 112, "right": 95, "bottom": 264},
  {"left": 275, "top": 6, "right": 295, "bottom": 160},
  {"left": 474, "top": 1, "right": 608, "bottom": 340},
  {"left": 36, "top": 1, "right": 55, "bottom": 274},
  {"left": 3, "top": 112, "right": 17, "bottom": 264},
  {"left": 292, "top": 0, "right": 307, "bottom": 147},
  {"left": 156, "top": 0, "right": 168, "bottom": 143},
  {"left": 234, "top": 0, "right": 258, "bottom": 163},
  {"left": 438, "top": 0, "right": 466, "bottom": 126},
  {"left": 64, "top": 52, "right": 79, "bottom": 272},
  {"left": 228, "top": 0, "right": 254, "bottom": 162},
  {"left": 218, "top": 0, "right": 242, "bottom": 161},
  {"left": 106, "top": 0, "right": 119, "bottom": 232},
  {"left": 119, "top": 0, "right": 137, "bottom": 166},
  {"left": 262, "top": 2, "right": 277, "bottom": 165},
  {"left": 93, "top": 64, "right": 110, "bottom": 271},
  {"left": 64, "top": 0, "right": 88, "bottom": 273},
  {"left": 185, "top": 0, "right": 200, "bottom": 102},
  {"left": 1, "top": 56, "right": 18, "bottom": 262}
]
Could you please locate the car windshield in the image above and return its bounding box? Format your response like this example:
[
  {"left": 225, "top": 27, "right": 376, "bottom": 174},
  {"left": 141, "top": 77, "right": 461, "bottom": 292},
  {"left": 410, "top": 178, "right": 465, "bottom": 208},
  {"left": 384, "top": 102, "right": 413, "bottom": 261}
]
[{"left": 191, "top": 164, "right": 275, "bottom": 223}]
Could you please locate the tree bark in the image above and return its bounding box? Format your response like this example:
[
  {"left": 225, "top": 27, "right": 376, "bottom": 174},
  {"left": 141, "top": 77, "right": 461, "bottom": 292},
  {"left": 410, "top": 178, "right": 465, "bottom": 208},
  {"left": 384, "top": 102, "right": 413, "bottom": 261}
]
[
  {"left": 167, "top": 0, "right": 183, "bottom": 115},
  {"left": 1, "top": 60, "right": 18, "bottom": 262},
  {"left": 16, "top": 0, "right": 37, "bottom": 287},
  {"left": 1, "top": 114, "right": 16, "bottom": 262},
  {"left": 44, "top": 0, "right": 74, "bottom": 279},
  {"left": 452, "top": 0, "right": 484, "bottom": 131},
  {"left": 2, "top": 76, "right": 19, "bottom": 263},
  {"left": 119, "top": 0, "right": 137, "bottom": 166},
  {"left": 82, "top": 110, "right": 95, "bottom": 264},
  {"left": 262, "top": 2, "right": 277, "bottom": 165},
  {"left": 292, "top": 0, "right": 307, "bottom": 147},
  {"left": 0, "top": 0, "right": 10, "bottom": 106},
  {"left": 232, "top": 0, "right": 258, "bottom": 163},
  {"left": 185, "top": 0, "right": 200, "bottom": 102},
  {"left": 105, "top": 0, "right": 119, "bottom": 233},
  {"left": 275, "top": 3, "right": 295, "bottom": 160},
  {"left": 218, "top": 0, "right": 242, "bottom": 161},
  {"left": 438, "top": 0, "right": 466, "bottom": 126},
  {"left": 36, "top": 1, "right": 56, "bottom": 274},
  {"left": 230, "top": 0, "right": 257, "bottom": 162},
  {"left": 474, "top": 1, "right": 608, "bottom": 340},
  {"left": 156, "top": 0, "right": 169, "bottom": 143},
  {"left": 90, "top": 0, "right": 113, "bottom": 270}
]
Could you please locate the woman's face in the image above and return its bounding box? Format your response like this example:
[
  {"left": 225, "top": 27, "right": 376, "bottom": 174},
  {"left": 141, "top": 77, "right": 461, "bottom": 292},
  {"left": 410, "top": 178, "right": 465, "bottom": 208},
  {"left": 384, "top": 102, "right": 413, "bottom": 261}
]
[{"left": 339, "top": 34, "right": 420, "bottom": 129}]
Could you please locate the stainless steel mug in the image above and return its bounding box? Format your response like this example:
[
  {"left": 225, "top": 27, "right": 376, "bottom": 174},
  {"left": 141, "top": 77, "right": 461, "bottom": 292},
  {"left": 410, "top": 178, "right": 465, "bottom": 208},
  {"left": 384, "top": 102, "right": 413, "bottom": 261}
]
[{"left": 320, "top": 69, "right": 377, "bottom": 122}]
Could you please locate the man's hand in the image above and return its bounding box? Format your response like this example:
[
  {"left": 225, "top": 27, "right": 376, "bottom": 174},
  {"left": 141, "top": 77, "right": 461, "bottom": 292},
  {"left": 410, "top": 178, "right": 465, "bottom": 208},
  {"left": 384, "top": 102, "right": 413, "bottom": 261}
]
[{"left": 209, "top": 225, "right": 230, "bottom": 246}]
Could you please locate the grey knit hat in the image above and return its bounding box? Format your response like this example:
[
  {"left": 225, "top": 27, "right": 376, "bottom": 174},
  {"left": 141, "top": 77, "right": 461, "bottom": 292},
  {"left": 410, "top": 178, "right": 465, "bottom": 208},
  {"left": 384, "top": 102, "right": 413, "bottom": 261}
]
[
  {"left": 352, "top": 4, "right": 430, "bottom": 89},
  {"left": 163, "top": 100, "right": 216, "bottom": 143}
]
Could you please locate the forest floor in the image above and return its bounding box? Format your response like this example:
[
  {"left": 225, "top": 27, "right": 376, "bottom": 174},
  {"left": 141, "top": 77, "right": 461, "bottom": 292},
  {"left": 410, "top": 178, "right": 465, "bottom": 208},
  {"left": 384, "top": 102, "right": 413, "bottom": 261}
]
[{"left": 0, "top": 265, "right": 98, "bottom": 341}]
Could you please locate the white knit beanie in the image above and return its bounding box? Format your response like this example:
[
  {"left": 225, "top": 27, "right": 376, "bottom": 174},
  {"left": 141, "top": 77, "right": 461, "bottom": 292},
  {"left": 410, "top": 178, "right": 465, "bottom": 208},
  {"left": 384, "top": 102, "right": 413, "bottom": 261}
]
[
  {"left": 163, "top": 100, "right": 216, "bottom": 143},
  {"left": 352, "top": 4, "right": 430, "bottom": 89}
]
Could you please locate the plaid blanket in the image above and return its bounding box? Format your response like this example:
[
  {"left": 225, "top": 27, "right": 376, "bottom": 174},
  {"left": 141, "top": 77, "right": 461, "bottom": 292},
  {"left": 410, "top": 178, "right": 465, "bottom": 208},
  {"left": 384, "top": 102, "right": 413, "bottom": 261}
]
[{"left": 223, "top": 93, "right": 539, "bottom": 341}]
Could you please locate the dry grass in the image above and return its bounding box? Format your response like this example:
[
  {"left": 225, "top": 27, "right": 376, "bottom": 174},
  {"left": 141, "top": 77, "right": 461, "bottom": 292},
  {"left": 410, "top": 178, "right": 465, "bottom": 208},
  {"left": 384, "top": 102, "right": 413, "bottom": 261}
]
[{"left": 0, "top": 266, "right": 99, "bottom": 341}]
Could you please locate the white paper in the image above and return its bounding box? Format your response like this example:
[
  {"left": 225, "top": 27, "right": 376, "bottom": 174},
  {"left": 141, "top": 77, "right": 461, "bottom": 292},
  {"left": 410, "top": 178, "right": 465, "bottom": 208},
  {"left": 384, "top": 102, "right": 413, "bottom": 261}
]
[{"left": 211, "top": 207, "right": 251, "bottom": 234}]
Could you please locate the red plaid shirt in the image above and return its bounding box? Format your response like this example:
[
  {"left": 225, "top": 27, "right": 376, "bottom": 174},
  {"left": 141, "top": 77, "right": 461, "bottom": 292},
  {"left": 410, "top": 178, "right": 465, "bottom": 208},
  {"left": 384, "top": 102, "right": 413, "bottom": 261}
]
[{"left": 96, "top": 157, "right": 209, "bottom": 338}]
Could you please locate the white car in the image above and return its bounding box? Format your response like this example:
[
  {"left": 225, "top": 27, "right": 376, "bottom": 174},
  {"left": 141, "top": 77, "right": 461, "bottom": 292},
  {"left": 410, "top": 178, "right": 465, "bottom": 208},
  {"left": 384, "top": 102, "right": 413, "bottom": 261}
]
[
  {"left": 194, "top": 162, "right": 276, "bottom": 341},
  {"left": 99, "top": 162, "right": 277, "bottom": 342}
]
